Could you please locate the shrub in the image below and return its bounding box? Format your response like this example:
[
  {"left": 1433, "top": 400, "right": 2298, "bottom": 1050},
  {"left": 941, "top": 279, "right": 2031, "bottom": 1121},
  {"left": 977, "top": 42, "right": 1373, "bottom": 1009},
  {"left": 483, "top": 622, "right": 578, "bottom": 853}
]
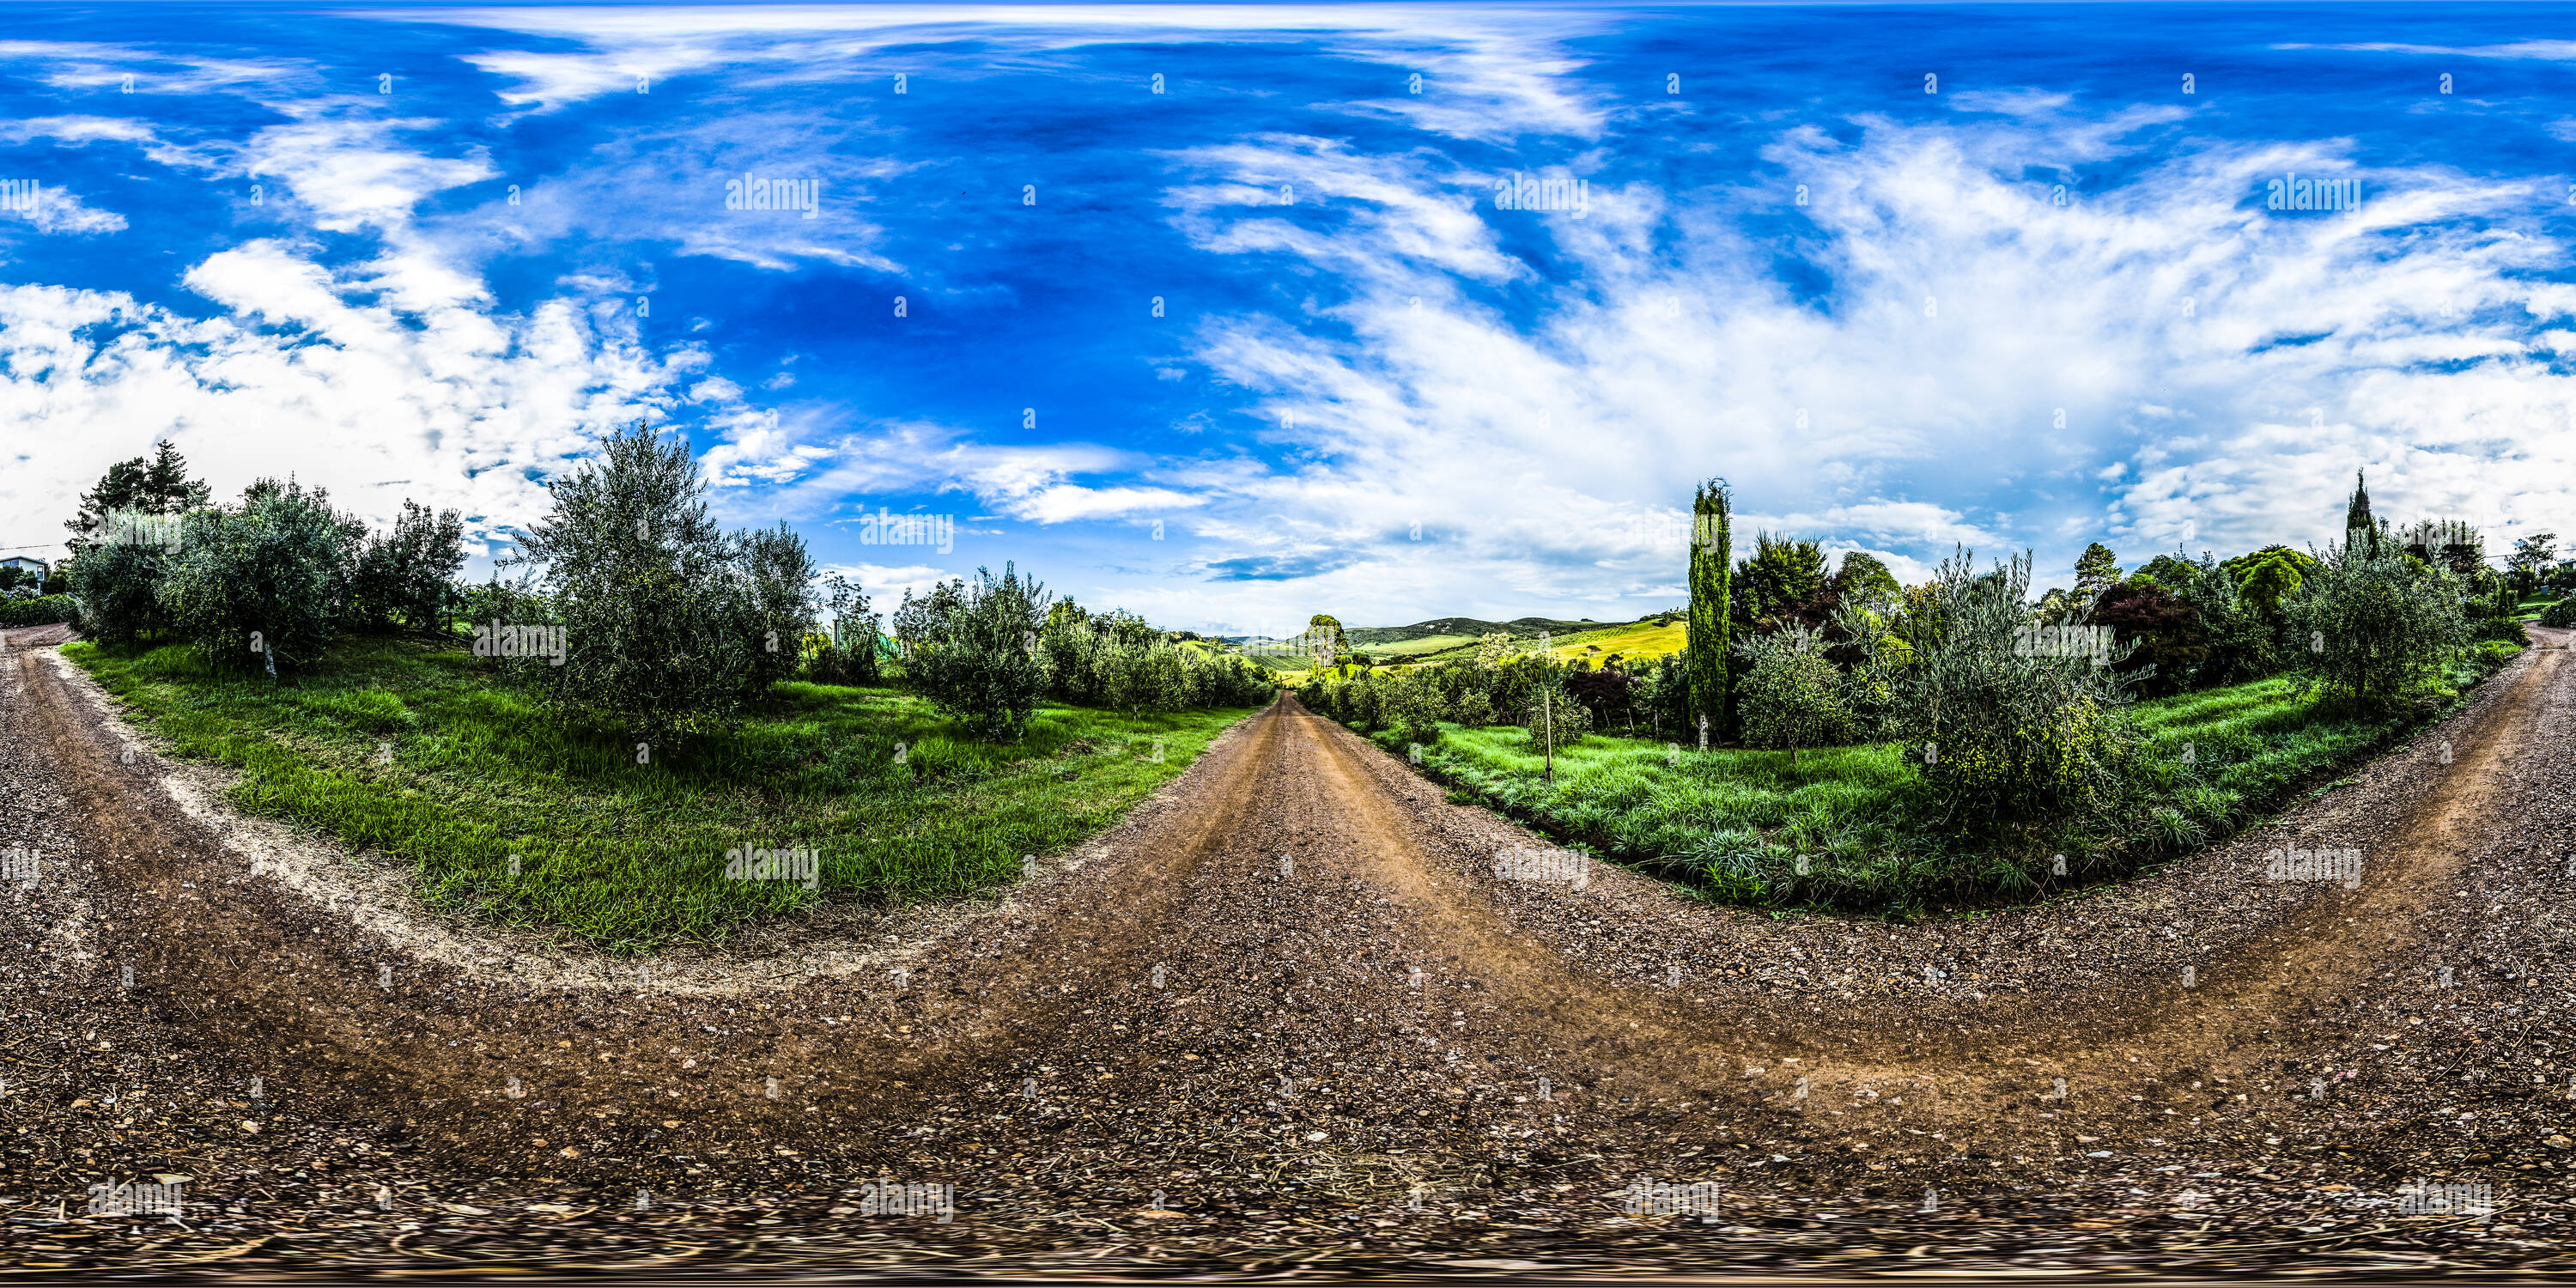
[
  {"left": 2088, "top": 581, "right": 2208, "bottom": 698},
  {"left": 1732, "top": 628, "right": 1856, "bottom": 760},
  {"left": 1564, "top": 662, "right": 1637, "bottom": 732},
  {"left": 2474, "top": 616, "right": 2530, "bottom": 645},
  {"left": 1870, "top": 549, "right": 2144, "bottom": 826},
  {"left": 349, "top": 501, "right": 465, "bottom": 635},
  {"left": 510, "top": 421, "right": 813, "bottom": 743},
  {"left": 1454, "top": 687, "right": 1498, "bottom": 728},
  {"left": 902, "top": 564, "right": 1049, "bottom": 739},
  {"left": 740, "top": 523, "right": 820, "bottom": 696},
  {"left": 453, "top": 572, "right": 549, "bottom": 634},
  {"left": 1102, "top": 637, "right": 1189, "bottom": 714},
  {"left": 1376, "top": 666, "right": 1447, "bottom": 745},
  {"left": 2172, "top": 552, "right": 2275, "bottom": 688},
  {"left": 66, "top": 542, "right": 173, "bottom": 643},
  {"left": 0, "top": 594, "right": 78, "bottom": 627},
  {"left": 2282, "top": 536, "right": 2471, "bottom": 712},
  {"left": 158, "top": 486, "right": 351, "bottom": 674},
  {"left": 2541, "top": 598, "right": 2576, "bottom": 629}
]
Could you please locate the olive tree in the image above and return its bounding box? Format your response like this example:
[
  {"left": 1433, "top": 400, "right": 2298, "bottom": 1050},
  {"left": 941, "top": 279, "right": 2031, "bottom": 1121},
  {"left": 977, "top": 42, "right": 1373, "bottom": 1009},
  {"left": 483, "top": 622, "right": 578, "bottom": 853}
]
[
  {"left": 2283, "top": 535, "right": 2470, "bottom": 711},
  {"left": 510, "top": 421, "right": 815, "bottom": 744},
  {"left": 1732, "top": 627, "right": 1854, "bottom": 762},
  {"left": 158, "top": 484, "right": 349, "bottom": 674},
  {"left": 1874, "top": 549, "right": 2143, "bottom": 825}
]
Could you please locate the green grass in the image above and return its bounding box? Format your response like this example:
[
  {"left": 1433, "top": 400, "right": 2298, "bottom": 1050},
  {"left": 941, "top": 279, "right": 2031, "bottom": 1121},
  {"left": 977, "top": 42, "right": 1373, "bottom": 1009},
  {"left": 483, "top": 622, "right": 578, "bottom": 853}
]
[
  {"left": 65, "top": 635, "right": 1259, "bottom": 951},
  {"left": 1358, "top": 654, "right": 2515, "bottom": 914}
]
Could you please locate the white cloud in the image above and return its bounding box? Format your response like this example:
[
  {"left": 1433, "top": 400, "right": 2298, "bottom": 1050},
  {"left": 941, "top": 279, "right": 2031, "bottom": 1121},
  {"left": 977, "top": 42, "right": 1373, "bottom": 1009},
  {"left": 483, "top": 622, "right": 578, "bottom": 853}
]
[
  {"left": 1137, "top": 102, "right": 2576, "bottom": 623},
  {"left": 0, "top": 246, "right": 709, "bottom": 567}
]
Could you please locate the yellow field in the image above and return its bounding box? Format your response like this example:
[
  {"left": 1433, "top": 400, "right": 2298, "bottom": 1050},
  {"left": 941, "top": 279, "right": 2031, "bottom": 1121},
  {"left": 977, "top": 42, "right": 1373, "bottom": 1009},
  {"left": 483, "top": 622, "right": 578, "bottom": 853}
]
[{"left": 1542, "top": 619, "right": 1688, "bottom": 664}]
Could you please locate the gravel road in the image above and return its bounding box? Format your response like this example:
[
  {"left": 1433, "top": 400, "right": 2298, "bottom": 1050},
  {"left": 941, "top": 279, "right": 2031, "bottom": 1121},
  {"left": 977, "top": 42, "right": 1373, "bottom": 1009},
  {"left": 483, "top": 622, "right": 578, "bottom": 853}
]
[{"left": 3, "top": 622, "right": 2573, "bottom": 1279}]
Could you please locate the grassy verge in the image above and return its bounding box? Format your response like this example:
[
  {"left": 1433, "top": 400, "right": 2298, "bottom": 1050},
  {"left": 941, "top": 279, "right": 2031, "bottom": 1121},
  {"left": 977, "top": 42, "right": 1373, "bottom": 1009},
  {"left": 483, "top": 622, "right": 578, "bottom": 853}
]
[
  {"left": 1353, "top": 647, "right": 2519, "bottom": 914},
  {"left": 65, "top": 635, "right": 1259, "bottom": 951}
]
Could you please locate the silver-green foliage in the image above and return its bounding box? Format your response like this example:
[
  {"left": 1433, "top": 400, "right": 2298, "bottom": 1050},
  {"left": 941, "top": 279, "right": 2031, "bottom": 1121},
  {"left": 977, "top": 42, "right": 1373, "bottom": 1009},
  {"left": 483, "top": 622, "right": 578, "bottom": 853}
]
[
  {"left": 901, "top": 564, "right": 1050, "bottom": 740},
  {"left": 1873, "top": 549, "right": 2143, "bottom": 824},
  {"left": 511, "top": 422, "right": 817, "bottom": 742},
  {"left": 1730, "top": 627, "right": 1855, "bottom": 758},
  {"left": 159, "top": 488, "right": 348, "bottom": 673},
  {"left": 2283, "top": 532, "right": 2472, "bottom": 710}
]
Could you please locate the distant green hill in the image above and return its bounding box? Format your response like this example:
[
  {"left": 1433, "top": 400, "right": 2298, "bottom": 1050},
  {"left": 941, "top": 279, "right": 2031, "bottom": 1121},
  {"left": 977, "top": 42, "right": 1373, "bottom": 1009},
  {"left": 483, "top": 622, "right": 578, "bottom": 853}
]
[{"left": 1340, "top": 616, "right": 1611, "bottom": 646}]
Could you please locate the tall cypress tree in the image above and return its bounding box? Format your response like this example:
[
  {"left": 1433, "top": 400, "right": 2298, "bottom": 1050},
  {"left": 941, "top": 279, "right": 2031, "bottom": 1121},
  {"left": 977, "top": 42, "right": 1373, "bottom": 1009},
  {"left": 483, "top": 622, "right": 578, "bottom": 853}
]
[
  {"left": 1687, "top": 478, "right": 1731, "bottom": 738},
  {"left": 2344, "top": 469, "right": 2377, "bottom": 556}
]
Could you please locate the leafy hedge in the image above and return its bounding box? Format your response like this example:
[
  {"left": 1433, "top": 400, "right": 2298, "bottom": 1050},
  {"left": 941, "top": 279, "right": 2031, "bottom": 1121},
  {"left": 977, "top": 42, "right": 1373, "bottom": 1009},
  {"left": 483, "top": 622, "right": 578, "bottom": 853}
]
[{"left": 0, "top": 594, "right": 78, "bottom": 627}]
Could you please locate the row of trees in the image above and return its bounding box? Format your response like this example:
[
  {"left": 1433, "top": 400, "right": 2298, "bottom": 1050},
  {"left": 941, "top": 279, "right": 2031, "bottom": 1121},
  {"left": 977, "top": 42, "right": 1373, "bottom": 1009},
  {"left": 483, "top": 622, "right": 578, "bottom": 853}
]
[
  {"left": 54, "top": 428, "right": 1271, "bottom": 744},
  {"left": 882, "top": 565, "right": 1274, "bottom": 738}
]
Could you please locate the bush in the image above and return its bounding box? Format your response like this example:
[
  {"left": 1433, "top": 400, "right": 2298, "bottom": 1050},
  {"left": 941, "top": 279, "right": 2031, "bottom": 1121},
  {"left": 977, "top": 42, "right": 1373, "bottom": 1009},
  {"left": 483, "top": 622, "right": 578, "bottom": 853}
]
[
  {"left": 2172, "top": 553, "right": 2277, "bottom": 689},
  {"left": 453, "top": 572, "right": 549, "bottom": 635},
  {"left": 1454, "top": 687, "right": 1497, "bottom": 729},
  {"left": 1564, "top": 662, "right": 1638, "bottom": 732},
  {"left": 2088, "top": 581, "right": 2208, "bottom": 697},
  {"left": 1869, "top": 549, "right": 2143, "bottom": 825},
  {"left": 349, "top": 500, "right": 465, "bottom": 635},
  {"left": 740, "top": 523, "right": 819, "bottom": 696},
  {"left": 158, "top": 486, "right": 350, "bottom": 674},
  {"left": 2475, "top": 616, "right": 2530, "bottom": 645},
  {"left": 510, "top": 421, "right": 816, "bottom": 743},
  {"left": 0, "top": 594, "right": 78, "bottom": 627},
  {"left": 1732, "top": 628, "right": 1856, "bottom": 759},
  {"left": 901, "top": 564, "right": 1049, "bottom": 739},
  {"left": 1376, "top": 666, "right": 1447, "bottom": 746},
  {"left": 2282, "top": 536, "right": 2471, "bottom": 712},
  {"left": 66, "top": 542, "right": 173, "bottom": 643},
  {"left": 2541, "top": 598, "right": 2576, "bottom": 629}
]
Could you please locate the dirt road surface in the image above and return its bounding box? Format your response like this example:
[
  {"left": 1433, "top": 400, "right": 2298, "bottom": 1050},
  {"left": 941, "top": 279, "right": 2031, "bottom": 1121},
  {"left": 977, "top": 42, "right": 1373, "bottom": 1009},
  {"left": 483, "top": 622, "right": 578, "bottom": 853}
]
[{"left": 3, "top": 623, "right": 2573, "bottom": 1279}]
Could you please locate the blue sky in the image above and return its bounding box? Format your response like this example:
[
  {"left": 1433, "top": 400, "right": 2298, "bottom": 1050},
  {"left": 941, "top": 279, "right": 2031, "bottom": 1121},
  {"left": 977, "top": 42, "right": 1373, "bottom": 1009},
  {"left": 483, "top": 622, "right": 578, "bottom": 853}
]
[{"left": 3, "top": 3, "right": 2573, "bottom": 636}]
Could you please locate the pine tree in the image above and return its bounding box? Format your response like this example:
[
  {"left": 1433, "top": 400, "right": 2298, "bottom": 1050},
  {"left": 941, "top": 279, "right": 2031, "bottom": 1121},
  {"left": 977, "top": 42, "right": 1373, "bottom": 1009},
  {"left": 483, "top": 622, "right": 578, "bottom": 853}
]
[
  {"left": 1686, "top": 478, "right": 1731, "bottom": 737},
  {"left": 2074, "top": 542, "right": 2123, "bottom": 601},
  {"left": 64, "top": 439, "right": 210, "bottom": 550}
]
